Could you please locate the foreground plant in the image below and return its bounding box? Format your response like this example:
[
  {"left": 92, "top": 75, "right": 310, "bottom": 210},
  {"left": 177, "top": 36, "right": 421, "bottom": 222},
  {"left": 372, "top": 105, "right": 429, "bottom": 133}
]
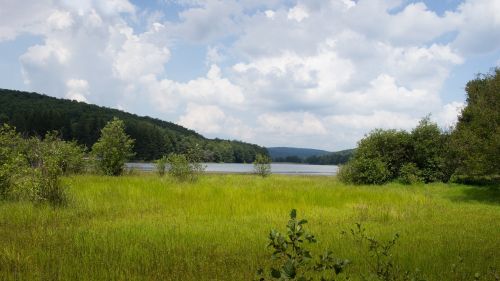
[{"left": 255, "top": 209, "right": 349, "bottom": 281}]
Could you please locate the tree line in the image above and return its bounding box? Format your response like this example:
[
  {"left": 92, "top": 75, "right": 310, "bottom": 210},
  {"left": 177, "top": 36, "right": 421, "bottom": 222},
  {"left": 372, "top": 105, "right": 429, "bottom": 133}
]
[
  {"left": 272, "top": 149, "right": 354, "bottom": 165},
  {"left": 0, "top": 89, "right": 268, "bottom": 162},
  {"left": 339, "top": 68, "right": 499, "bottom": 185}
]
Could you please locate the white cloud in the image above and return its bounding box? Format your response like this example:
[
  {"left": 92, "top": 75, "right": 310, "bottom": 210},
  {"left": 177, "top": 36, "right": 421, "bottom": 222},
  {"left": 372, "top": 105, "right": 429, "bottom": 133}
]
[
  {"left": 148, "top": 64, "right": 244, "bottom": 117},
  {"left": 65, "top": 79, "right": 90, "bottom": 102},
  {"left": 179, "top": 103, "right": 254, "bottom": 139},
  {"left": 264, "top": 10, "right": 276, "bottom": 19},
  {"left": 258, "top": 112, "right": 327, "bottom": 136},
  {"left": 47, "top": 10, "right": 74, "bottom": 30},
  {"left": 206, "top": 46, "right": 225, "bottom": 64},
  {"left": 110, "top": 25, "right": 170, "bottom": 81},
  {"left": 436, "top": 101, "right": 465, "bottom": 128},
  {"left": 325, "top": 111, "right": 418, "bottom": 130},
  {"left": 3, "top": 0, "right": 497, "bottom": 150},
  {"left": 451, "top": 0, "right": 500, "bottom": 54},
  {"left": 287, "top": 5, "right": 309, "bottom": 22}
]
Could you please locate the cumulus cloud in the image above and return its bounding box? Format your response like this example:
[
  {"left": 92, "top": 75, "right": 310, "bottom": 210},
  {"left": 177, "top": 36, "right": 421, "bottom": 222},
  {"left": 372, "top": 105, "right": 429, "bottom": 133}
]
[
  {"left": 65, "top": 79, "right": 90, "bottom": 102},
  {"left": 3, "top": 0, "right": 499, "bottom": 149},
  {"left": 287, "top": 5, "right": 309, "bottom": 22},
  {"left": 179, "top": 103, "right": 254, "bottom": 139},
  {"left": 150, "top": 64, "right": 244, "bottom": 113}
]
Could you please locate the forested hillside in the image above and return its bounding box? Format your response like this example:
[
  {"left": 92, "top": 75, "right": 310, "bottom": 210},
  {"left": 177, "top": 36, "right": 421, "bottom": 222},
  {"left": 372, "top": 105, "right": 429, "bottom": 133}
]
[
  {"left": 267, "top": 147, "right": 330, "bottom": 160},
  {"left": 0, "top": 89, "right": 267, "bottom": 162},
  {"left": 269, "top": 147, "right": 354, "bottom": 165}
]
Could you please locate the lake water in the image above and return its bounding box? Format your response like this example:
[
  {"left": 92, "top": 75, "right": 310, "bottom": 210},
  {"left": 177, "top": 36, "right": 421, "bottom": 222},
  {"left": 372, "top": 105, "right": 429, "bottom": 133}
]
[{"left": 127, "top": 163, "right": 338, "bottom": 176}]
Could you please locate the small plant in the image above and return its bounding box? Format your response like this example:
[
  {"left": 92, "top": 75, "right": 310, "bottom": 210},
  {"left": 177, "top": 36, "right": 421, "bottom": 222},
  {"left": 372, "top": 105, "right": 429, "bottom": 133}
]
[
  {"left": 348, "top": 223, "right": 402, "bottom": 281},
  {"left": 255, "top": 209, "right": 349, "bottom": 281},
  {"left": 155, "top": 155, "right": 168, "bottom": 177},
  {"left": 166, "top": 153, "right": 204, "bottom": 182},
  {"left": 254, "top": 154, "right": 272, "bottom": 177}
]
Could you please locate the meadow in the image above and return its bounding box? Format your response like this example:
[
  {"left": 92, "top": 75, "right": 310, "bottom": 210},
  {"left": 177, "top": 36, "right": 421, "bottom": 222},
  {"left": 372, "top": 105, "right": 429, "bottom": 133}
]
[{"left": 0, "top": 174, "right": 499, "bottom": 280}]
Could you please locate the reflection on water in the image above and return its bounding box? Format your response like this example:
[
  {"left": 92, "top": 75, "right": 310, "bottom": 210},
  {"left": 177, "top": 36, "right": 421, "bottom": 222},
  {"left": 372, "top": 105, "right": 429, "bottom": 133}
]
[{"left": 126, "top": 163, "right": 338, "bottom": 176}]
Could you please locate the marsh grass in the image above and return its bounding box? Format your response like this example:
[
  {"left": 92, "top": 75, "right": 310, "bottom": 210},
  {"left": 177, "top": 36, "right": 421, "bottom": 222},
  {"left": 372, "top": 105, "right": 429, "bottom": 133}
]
[{"left": 0, "top": 174, "right": 498, "bottom": 280}]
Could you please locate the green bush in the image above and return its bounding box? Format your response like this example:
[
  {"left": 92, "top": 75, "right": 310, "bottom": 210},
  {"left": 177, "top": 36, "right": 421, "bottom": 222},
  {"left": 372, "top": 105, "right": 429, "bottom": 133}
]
[
  {"left": 340, "top": 157, "right": 390, "bottom": 185},
  {"left": 253, "top": 153, "right": 272, "bottom": 177},
  {"left": 0, "top": 124, "right": 26, "bottom": 198},
  {"left": 166, "top": 153, "right": 204, "bottom": 182},
  {"left": 91, "top": 117, "right": 135, "bottom": 176},
  {"left": 398, "top": 163, "right": 423, "bottom": 185},
  {"left": 339, "top": 118, "right": 452, "bottom": 185},
  {"left": 0, "top": 126, "right": 77, "bottom": 205},
  {"left": 155, "top": 155, "right": 168, "bottom": 177}
]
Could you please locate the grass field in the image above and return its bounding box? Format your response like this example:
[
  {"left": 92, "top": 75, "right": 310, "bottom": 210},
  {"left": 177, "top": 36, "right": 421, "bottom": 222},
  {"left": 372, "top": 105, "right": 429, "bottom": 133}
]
[{"left": 0, "top": 174, "right": 499, "bottom": 280}]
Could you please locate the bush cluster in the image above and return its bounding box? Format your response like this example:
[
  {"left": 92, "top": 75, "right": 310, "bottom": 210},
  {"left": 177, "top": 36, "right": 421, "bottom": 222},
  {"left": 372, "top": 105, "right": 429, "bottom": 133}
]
[
  {"left": 0, "top": 124, "right": 85, "bottom": 205},
  {"left": 340, "top": 69, "right": 499, "bottom": 185},
  {"left": 339, "top": 117, "right": 450, "bottom": 185}
]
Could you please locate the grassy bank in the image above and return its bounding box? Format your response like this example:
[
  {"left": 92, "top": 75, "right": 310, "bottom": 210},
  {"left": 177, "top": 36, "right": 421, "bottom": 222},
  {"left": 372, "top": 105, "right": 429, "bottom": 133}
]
[{"left": 0, "top": 174, "right": 499, "bottom": 280}]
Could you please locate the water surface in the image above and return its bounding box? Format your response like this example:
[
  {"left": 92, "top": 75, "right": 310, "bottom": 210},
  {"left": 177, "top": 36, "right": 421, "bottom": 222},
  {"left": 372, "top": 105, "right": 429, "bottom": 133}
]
[{"left": 127, "top": 163, "right": 338, "bottom": 176}]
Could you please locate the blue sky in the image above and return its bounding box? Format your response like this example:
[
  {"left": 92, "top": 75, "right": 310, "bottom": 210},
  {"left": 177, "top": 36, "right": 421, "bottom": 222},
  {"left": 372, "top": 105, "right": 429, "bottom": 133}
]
[{"left": 1, "top": 0, "right": 499, "bottom": 150}]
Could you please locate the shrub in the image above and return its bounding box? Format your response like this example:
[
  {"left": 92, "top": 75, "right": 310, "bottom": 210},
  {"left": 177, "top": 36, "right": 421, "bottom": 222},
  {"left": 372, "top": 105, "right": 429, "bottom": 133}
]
[
  {"left": 337, "top": 163, "right": 354, "bottom": 184},
  {"left": 0, "top": 126, "right": 72, "bottom": 205},
  {"left": 398, "top": 163, "right": 422, "bottom": 185},
  {"left": 91, "top": 117, "right": 135, "bottom": 176},
  {"left": 155, "top": 155, "right": 168, "bottom": 177},
  {"left": 253, "top": 153, "right": 272, "bottom": 177},
  {"left": 340, "top": 157, "right": 390, "bottom": 185},
  {"left": 0, "top": 124, "right": 26, "bottom": 198},
  {"left": 166, "top": 153, "right": 204, "bottom": 182}
]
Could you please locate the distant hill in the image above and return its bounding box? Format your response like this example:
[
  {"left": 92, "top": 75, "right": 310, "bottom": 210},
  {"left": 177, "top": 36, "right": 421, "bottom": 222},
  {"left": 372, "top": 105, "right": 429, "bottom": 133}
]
[
  {"left": 268, "top": 146, "right": 354, "bottom": 165},
  {"left": 0, "top": 89, "right": 267, "bottom": 162},
  {"left": 268, "top": 147, "right": 331, "bottom": 159},
  {"left": 304, "top": 149, "right": 355, "bottom": 165}
]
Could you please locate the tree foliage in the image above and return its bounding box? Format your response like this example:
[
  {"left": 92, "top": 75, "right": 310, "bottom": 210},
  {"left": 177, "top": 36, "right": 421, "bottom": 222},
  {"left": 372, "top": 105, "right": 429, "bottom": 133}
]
[
  {"left": 0, "top": 124, "right": 85, "bottom": 205},
  {"left": 339, "top": 117, "right": 450, "bottom": 185},
  {"left": 450, "top": 68, "right": 500, "bottom": 181},
  {"left": 91, "top": 117, "right": 135, "bottom": 176},
  {"left": 0, "top": 89, "right": 268, "bottom": 162}
]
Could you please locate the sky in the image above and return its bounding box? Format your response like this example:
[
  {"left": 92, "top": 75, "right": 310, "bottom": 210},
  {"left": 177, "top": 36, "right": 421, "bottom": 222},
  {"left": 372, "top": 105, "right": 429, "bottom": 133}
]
[{"left": 0, "top": 0, "right": 499, "bottom": 151}]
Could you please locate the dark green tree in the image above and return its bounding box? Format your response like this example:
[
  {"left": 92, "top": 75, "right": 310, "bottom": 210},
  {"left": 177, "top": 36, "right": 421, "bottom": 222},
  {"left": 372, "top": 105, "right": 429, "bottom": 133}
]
[{"left": 450, "top": 68, "right": 500, "bottom": 181}]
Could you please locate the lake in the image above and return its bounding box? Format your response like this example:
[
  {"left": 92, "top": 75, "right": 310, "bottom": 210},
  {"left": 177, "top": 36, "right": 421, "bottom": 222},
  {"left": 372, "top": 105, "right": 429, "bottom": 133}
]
[{"left": 127, "top": 163, "right": 338, "bottom": 176}]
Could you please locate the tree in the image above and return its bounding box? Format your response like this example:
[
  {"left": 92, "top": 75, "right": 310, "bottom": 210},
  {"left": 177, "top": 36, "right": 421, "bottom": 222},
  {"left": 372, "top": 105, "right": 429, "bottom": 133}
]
[
  {"left": 254, "top": 154, "right": 272, "bottom": 177},
  {"left": 410, "top": 117, "right": 448, "bottom": 182},
  {"left": 91, "top": 117, "right": 135, "bottom": 176},
  {"left": 451, "top": 68, "right": 500, "bottom": 181}
]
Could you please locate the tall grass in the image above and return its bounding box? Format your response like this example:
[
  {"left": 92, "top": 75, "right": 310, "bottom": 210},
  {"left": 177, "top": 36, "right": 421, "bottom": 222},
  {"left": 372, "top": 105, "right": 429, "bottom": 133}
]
[{"left": 0, "top": 174, "right": 498, "bottom": 280}]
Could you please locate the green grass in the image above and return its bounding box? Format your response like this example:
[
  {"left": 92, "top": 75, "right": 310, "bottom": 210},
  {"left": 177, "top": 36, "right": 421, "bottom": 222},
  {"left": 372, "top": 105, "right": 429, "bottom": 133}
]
[{"left": 0, "top": 174, "right": 499, "bottom": 280}]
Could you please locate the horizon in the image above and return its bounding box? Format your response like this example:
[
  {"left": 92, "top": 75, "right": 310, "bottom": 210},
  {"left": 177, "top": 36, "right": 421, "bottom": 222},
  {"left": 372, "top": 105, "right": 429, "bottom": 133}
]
[{"left": 1, "top": 0, "right": 499, "bottom": 150}]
